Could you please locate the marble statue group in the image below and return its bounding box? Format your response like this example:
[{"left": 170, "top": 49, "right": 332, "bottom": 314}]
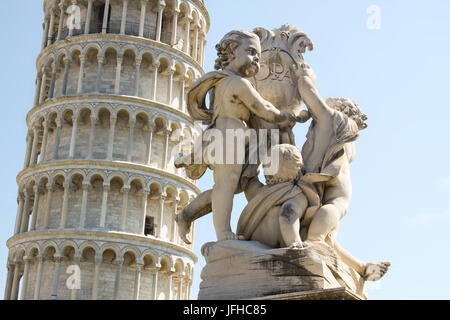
[{"left": 174, "top": 25, "right": 390, "bottom": 299}]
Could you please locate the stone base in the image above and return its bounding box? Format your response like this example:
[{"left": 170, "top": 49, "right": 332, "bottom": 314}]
[
  {"left": 198, "top": 240, "right": 366, "bottom": 300},
  {"left": 249, "top": 288, "right": 362, "bottom": 300}
]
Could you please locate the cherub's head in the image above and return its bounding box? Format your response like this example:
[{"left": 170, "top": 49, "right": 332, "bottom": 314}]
[
  {"left": 214, "top": 30, "right": 261, "bottom": 78},
  {"left": 264, "top": 144, "right": 303, "bottom": 185},
  {"left": 326, "top": 97, "right": 368, "bottom": 130}
]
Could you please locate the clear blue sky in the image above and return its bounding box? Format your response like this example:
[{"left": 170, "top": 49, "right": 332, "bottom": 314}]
[{"left": 1, "top": 0, "right": 449, "bottom": 300}]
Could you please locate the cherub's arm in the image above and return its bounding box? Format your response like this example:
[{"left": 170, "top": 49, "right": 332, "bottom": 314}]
[
  {"left": 295, "top": 64, "right": 334, "bottom": 121},
  {"left": 233, "top": 78, "right": 295, "bottom": 126}
]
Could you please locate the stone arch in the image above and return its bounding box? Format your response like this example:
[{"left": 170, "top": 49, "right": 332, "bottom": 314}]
[
  {"left": 159, "top": 254, "right": 174, "bottom": 271},
  {"left": 79, "top": 241, "right": 100, "bottom": 256},
  {"left": 100, "top": 243, "right": 120, "bottom": 258},
  {"left": 42, "top": 240, "right": 60, "bottom": 257},
  {"left": 60, "top": 240, "right": 80, "bottom": 257}
]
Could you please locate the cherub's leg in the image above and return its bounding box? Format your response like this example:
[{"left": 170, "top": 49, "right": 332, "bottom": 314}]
[
  {"left": 306, "top": 200, "right": 346, "bottom": 249},
  {"left": 176, "top": 189, "right": 212, "bottom": 244},
  {"left": 279, "top": 194, "right": 307, "bottom": 248},
  {"left": 212, "top": 163, "right": 243, "bottom": 241}
]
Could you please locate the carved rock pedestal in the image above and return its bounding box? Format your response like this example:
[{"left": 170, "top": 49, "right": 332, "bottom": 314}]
[{"left": 198, "top": 240, "right": 366, "bottom": 300}]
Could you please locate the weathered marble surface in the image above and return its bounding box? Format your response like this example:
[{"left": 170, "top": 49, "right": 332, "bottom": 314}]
[{"left": 198, "top": 240, "right": 366, "bottom": 300}]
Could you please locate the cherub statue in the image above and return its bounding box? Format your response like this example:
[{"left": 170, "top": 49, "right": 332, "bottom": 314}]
[
  {"left": 295, "top": 63, "right": 390, "bottom": 280},
  {"left": 176, "top": 30, "right": 296, "bottom": 241}
]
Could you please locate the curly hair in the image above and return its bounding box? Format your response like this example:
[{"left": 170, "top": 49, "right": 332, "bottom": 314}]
[
  {"left": 264, "top": 144, "right": 303, "bottom": 185},
  {"left": 326, "top": 97, "right": 368, "bottom": 130},
  {"left": 214, "top": 30, "right": 260, "bottom": 70}
]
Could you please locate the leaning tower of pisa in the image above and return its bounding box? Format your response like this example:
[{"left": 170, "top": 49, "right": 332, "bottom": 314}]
[{"left": 4, "top": 0, "right": 209, "bottom": 300}]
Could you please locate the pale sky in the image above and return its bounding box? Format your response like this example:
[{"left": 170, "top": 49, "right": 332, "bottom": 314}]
[{"left": 1, "top": 0, "right": 449, "bottom": 300}]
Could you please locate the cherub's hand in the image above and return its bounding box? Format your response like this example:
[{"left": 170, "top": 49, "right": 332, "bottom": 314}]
[
  {"left": 293, "top": 63, "right": 317, "bottom": 84},
  {"left": 296, "top": 110, "right": 311, "bottom": 123},
  {"left": 277, "top": 111, "right": 297, "bottom": 129}
]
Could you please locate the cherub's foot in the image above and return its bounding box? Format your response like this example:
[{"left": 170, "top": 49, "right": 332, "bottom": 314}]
[
  {"left": 287, "top": 241, "right": 304, "bottom": 250},
  {"left": 175, "top": 212, "right": 192, "bottom": 244},
  {"left": 363, "top": 262, "right": 391, "bottom": 281},
  {"left": 218, "top": 230, "right": 238, "bottom": 241}
]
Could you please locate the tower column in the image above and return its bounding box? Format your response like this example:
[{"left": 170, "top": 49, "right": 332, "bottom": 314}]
[
  {"left": 162, "top": 129, "right": 169, "bottom": 169},
  {"left": 113, "top": 259, "right": 124, "bottom": 300},
  {"left": 84, "top": 0, "right": 93, "bottom": 34},
  {"left": 107, "top": 115, "right": 117, "bottom": 160},
  {"left": 43, "top": 183, "right": 54, "bottom": 229},
  {"left": 156, "top": 2, "right": 165, "bottom": 42},
  {"left": 20, "top": 189, "right": 31, "bottom": 233},
  {"left": 127, "top": 119, "right": 136, "bottom": 162},
  {"left": 79, "top": 182, "right": 90, "bottom": 228},
  {"left": 91, "top": 256, "right": 102, "bottom": 300},
  {"left": 171, "top": 9, "right": 179, "bottom": 46},
  {"left": 102, "top": 0, "right": 111, "bottom": 34},
  {"left": 95, "top": 55, "right": 105, "bottom": 93},
  {"left": 39, "top": 67, "right": 48, "bottom": 104},
  {"left": 29, "top": 125, "right": 40, "bottom": 166},
  {"left": 171, "top": 197, "right": 178, "bottom": 242},
  {"left": 53, "top": 118, "right": 62, "bottom": 160},
  {"left": 151, "top": 267, "right": 159, "bottom": 299},
  {"left": 59, "top": 182, "right": 70, "bottom": 229},
  {"left": 29, "top": 185, "right": 41, "bottom": 231},
  {"left": 139, "top": 190, "right": 149, "bottom": 235},
  {"left": 134, "top": 263, "right": 143, "bottom": 300},
  {"left": 134, "top": 58, "right": 142, "bottom": 96},
  {"left": 193, "top": 25, "right": 199, "bottom": 61},
  {"left": 4, "top": 262, "right": 14, "bottom": 300},
  {"left": 20, "top": 256, "right": 31, "bottom": 300},
  {"left": 48, "top": 63, "right": 57, "bottom": 99},
  {"left": 69, "top": 115, "right": 78, "bottom": 159},
  {"left": 33, "top": 255, "right": 44, "bottom": 300},
  {"left": 51, "top": 256, "right": 62, "bottom": 299},
  {"left": 13, "top": 192, "right": 25, "bottom": 235},
  {"left": 120, "top": 0, "right": 128, "bottom": 35},
  {"left": 183, "top": 17, "right": 191, "bottom": 54},
  {"left": 167, "top": 67, "right": 175, "bottom": 105},
  {"left": 47, "top": 8, "right": 56, "bottom": 46},
  {"left": 167, "top": 269, "right": 173, "bottom": 299},
  {"left": 145, "top": 122, "right": 154, "bottom": 165},
  {"left": 56, "top": 2, "right": 65, "bottom": 41},
  {"left": 114, "top": 56, "right": 123, "bottom": 94},
  {"left": 10, "top": 260, "right": 21, "bottom": 300},
  {"left": 100, "top": 183, "right": 110, "bottom": 228},
  {"left": 41, "top": 15, "right": 50, "bottom": 49},
  {"left": 139, "top": 0, "right": 148, "bottom": 37},
  {"left": 180, "top": 76, "right": 186, "bottom": 112},
  {"left": 40, "top": 121, "right": 49, "bottom": 162},
  {"left": 23, "top": 130, "right": 33, "bottom": 169},
  {"left": 87, "top": 115, "right": 97, "bottom": 159},
  {"left": 120, "top": 185, "right": 130, "bottom": 231},
  {"left": 77, "top": 55, "right": 86, "bottom": 94},
  {"left": 61, "top": 57, "right": 71, "bottom": 96},
  {"left": 177, "top": 274, "right": 183, "bottom": 300},
  {"left": 152, "top": 62, "right": 159, "bottom": 101},
  {"left": 34, "top": 71, "right": 43, "bottom": 107},
  {"left": 157, "top": 193, "right": 166, "bottom": 238}
]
